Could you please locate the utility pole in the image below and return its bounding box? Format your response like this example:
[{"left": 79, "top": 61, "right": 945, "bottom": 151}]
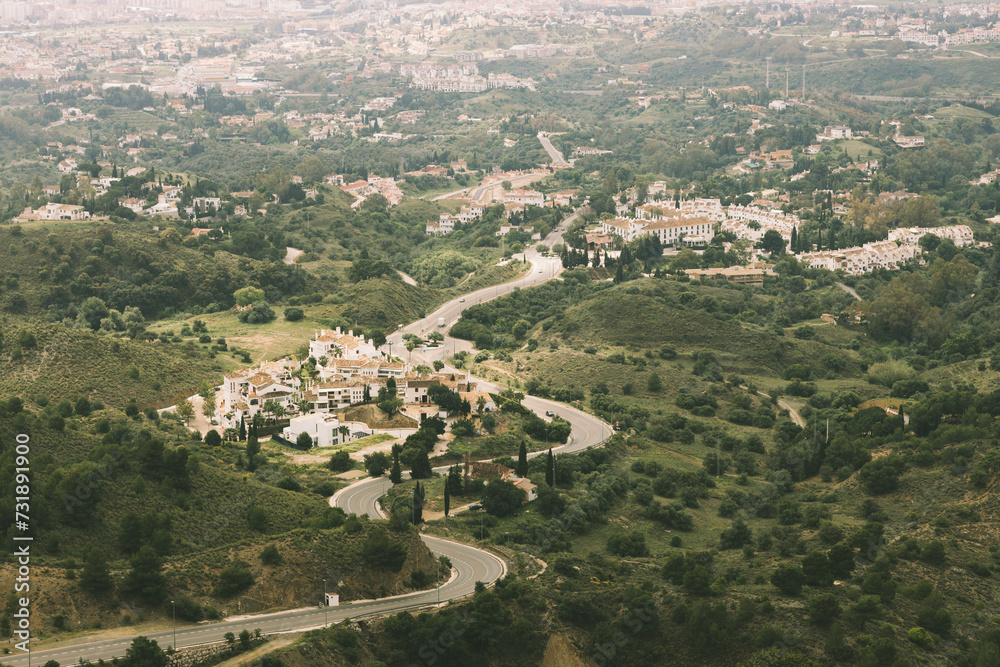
[
  {"left": 171, "top": 600, "right": 176, "bottom": 651},
  {"left": 802, "top": 65, "right": 806, "bottom": 99},
  {"left": 785, "top": 69, "right": 789, "bottom": 99},
  {"left": 323, "top": 579, "right": 328, "bottom": 627},
  {"left": 765, "top": 57, "right": 771, "bottom": 88}
]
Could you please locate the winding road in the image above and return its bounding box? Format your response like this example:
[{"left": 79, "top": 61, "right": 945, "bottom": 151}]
[{"left": 5, "top": 208, "right": 609, "bottom": 667}]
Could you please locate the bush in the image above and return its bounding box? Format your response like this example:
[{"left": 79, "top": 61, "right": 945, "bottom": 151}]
[
  {"left": 261, "top": 545, "right": 283, "bottom": 565},
  {"left": 173, "top": 595, "right": 203, "bottom": 622},
  {"left": 328, "top": 450, "right": 352, "bottom": 472},
  {"left": 607, "top": 530, "right": 649, "bottom": 557},
  {"left": 920, "top": 541, "right": 946, "bottom": 566},
  {"left": 771, "top": 564, "right": 805, "bottom": 596},
  {"left": 212, "top": 564, "right": 255, "bottom": 598},
  {"left": 809, "top": 593, "right": 841, "bottom": 627},
  {"left": 283, "top": 307, "right": 304, "bottom": 322},
  {"left": 361, "top": 529, "right": 407, "bottom": 571},
  {"left": 907, "top": 626, "right": 935, "bottom": 650},
  {"left": 239, "top": 301, "right": 275, "bottom": 324}
]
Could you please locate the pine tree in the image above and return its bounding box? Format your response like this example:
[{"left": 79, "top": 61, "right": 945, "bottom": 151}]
[
  {"left": 614, "top": 262, "right": 624, "bottom": 284},
  {"left": 517, "top": 441, "right": 528, "bottom": 477},
  {"left": 80, "top": 549, "right": 112, "bottom": 595},
  {"left": 545, "top": 448, "right": 554, "bottom": 487},
  {"left": 444, "top": 481, "right": 451, "bottom": 517}
]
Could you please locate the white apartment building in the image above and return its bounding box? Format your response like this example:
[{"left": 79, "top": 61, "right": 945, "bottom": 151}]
[
  {"left": 601, "top": 215, "right": 714, "bottom": 246},
  {"left": 816, "top": 125, "right": 852, "bottom": 142},
  {"left": 503, "top": 189, "right": 544, "bottom": 207},
  {"left": 797, "top": 240, "right": 920, "bottom": 275},
  {"left": 888, "top": 225, "right": 974, "bottom": 247}
]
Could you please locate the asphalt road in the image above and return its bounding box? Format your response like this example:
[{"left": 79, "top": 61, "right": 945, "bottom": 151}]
[
  {"left": 537, "top": 132, "right": 570, "bottom": 166},
  {"left": 385, "top": 208, "right": 581, "bottom": 352},
  {"left": 6, "top": 207, "right": 607, "bottom": 667},
  {"left": 2, "top": 537, "right": 503, "bottom": 667}
]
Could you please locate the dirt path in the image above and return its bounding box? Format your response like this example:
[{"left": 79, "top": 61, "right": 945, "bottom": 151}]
[
  {"left": 397, "top": 270, "right": 418, "bottom": 286},
  {"left": 743, "top": 385, "right": 805, "bottom": 428},
  {"left": 835, "top": 281, "right": 861, "bottom": 301},
  {"left": 212, "top": 635, "right": 299, "bottom": 666},
  {"left": 284, "top": 247, "right": 304, "bottom": 265}
]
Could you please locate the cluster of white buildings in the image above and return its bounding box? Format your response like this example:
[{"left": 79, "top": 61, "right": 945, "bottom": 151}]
[
  {"left": 797, "top": 225, "right": 974, "bottom": 275},
  {"left": 638, "top": 197, "right": 726, "bottom": 222},
  {"left": 16, "top": 202, "right": 91, "bottom": 221},
  {"left": 405, "top": 62, "right": 536, "bottom": 93},
  {"left": 720, "top": 205, "right": 801, "bottom": 251},
  {"left": 899, "top": 26, "right": 1000, "bottom": 47},
  {"left": 340, "top": 176, "right": 405, "bottom": 207},
  {"left": 216, "top": 327, "right": 494, "bottom": 448},
  {"left": 601, "top": 212, "right": 714, "bottom": 247},
  {"left": 796, "top": 240, "right": 921, "bottom": 274},
  {"left": 887, "top": 224, "right": 974, "bottom": 247},
  {"left": 426, "top": 204, "right": 484, "bottom": 235}
]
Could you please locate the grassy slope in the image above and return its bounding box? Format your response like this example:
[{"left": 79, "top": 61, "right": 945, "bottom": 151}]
[{"left": 0, "top": 323, "right": 227, "bottom": 409}]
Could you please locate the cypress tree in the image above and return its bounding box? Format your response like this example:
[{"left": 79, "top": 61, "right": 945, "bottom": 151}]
[
  {"left": 516, "top": 441, "right": 528, "bottom": 478},
  {"left": 412, "top": 482, "right": 423, "bottom": 524},
  {"left": 790, "top": 226, "right": 798, "bottom": 254},
  {"left": 246, "top": 431, "right": 260, "bottom": 472},
  {"left": 545, "top": 448, "right": 554, "bottom": 487},
  {"left": 444, "top": 481, "right": 451, "bottom": 517},
  {"left": 238, "top": 418, "right": 246, "bottom": 442},
  {"left": 389, "top": 446, "right": 403, "bottom": 484}
]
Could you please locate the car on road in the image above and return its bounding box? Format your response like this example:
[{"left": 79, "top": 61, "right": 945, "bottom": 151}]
[
  {"left": 459, "top": 297, "right": 465, "bottom": 302},
  {"left": 469, "top": 504, "right": 483, "bottom": 511},
  {"left": 538, "top": 268, "right": 543, "bottom": 273},
  {"left": 545, "top": 410, "right": 554, "bottom": 417}
]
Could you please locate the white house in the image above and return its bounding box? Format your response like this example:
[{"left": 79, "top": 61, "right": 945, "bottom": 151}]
[
  {"left": 309, "top": 328, "right": 381, "bottom": 362},
  {"left": 282, "top": 413, "right": 370, "bottom": 447},
  {"left": 816, "top": 125, "right": 852, "bottom": 141},
  {"left": 513, "top": 478, "right": 538, "bottom": 502}
]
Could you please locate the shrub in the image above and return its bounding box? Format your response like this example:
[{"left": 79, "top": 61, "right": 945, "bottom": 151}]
[
  {"left": 283, "top": 307, "right": 304, "bottom": 322},
  {"left": 907, "top": 626, "right": 934, "bottom": 650},
  {"left": 260, "top": 545, "right": 283, "bottom": 565},
  {"left": 770, "top": 564, "right": 805, "bottom": 596},
  {"left": 328, "top": 450, "right": 352, "bottom": 472},
  {"left": 607, "top": 530, "right": 649, "bottom": 557},
  {"left": 173, "top": 595, "right": 203, "bottom": 622},
  {"left": 867, "top": 360, "right": 915, "bottom": 387},
  {"left": 212, "top": 564, "right": 255, "bottom": 598},
  {"left": 239, "top": 301, "right": 275, "bottom": 324}
]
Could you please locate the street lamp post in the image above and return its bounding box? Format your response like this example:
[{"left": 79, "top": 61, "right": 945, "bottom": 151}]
[
  {"left": 323, "top": 579, "right": 328, "bottom": 627},
  {"left": 171, "top": 600, "right": 176, "bottom": 651}
]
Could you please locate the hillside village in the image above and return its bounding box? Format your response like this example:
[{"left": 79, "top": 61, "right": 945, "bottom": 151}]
[{"left": 214, "top": 327, "right": 496, "bottom": 451}]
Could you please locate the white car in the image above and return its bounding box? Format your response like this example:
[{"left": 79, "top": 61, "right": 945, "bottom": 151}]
[
  {"left": 459, "top": 297, "right": 465, "bottom": 302},
  {"left": 538, "top": 268, "right": 543, "bottom": 273}
]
